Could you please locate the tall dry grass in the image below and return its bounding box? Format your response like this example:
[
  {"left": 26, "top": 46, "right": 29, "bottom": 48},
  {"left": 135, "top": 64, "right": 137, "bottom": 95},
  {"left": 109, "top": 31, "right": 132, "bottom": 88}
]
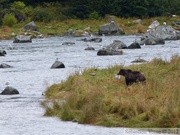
[
  {"left": 0, "top": 26, "right": 12, "bottom": 39},
  {"left": 42, "top": 55, "right": 180, "bottom": 127}
]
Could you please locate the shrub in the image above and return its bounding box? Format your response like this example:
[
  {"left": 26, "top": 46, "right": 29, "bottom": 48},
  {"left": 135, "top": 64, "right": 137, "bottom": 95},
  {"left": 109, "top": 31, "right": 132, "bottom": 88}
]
[
  {"left": 3, "top": 13, "right": 17, "bottom": 27},
  {"left": 88, "top": 11, "right": 101, "bottom": 20},
  {"left": 11, "top": 1, "right": 26, "bottom": 10},
  {"left": 31, "top": 10, "right": 53, "bottom": 22}
]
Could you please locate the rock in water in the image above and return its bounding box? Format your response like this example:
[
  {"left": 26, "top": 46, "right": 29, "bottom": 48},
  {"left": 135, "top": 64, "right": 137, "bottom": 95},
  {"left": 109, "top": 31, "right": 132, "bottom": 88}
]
[
  {"left": 1, "top": 86, "right": 19, "bottom": 95},
  {"left": 51, "top": 60, "right": 65, "bottom": 68},
  {"left": 13, "top": 35, "right": 32, "bottom": 43},
  {"left": 97, "top": 49, "right": 123, "bottom": 56},
  {"left": 0, "top": 50, "right": 7, "bottom": 56},
  {"left": 0, "top": 63, "right": 13, "bottom": 68},
  {"left": 127, "top": 42, "right": 141, "bottom": 49}
]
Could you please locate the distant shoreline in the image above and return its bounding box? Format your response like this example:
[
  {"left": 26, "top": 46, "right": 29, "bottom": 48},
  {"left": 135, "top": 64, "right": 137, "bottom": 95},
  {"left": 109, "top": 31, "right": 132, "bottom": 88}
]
[{"left": 0, "top": 16, "right": 179, "bottom": 40}]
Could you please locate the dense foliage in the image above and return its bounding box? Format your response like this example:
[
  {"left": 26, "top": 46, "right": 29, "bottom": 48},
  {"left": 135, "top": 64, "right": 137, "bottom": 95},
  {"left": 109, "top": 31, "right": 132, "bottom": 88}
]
[{"left": 0, "top": 0, "right": 180, "bottom": 25}]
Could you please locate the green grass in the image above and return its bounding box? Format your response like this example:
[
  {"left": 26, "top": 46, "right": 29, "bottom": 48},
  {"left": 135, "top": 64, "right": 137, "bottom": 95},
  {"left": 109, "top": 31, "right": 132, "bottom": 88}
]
[{"left": 42, "top": 55, "right": 180, "bottom": 127}]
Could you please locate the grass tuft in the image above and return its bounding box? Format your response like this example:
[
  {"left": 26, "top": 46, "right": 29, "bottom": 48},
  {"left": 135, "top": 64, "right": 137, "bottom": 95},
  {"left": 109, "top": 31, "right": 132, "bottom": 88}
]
[{"left": 136, "top": 23, "right": 144, "bottom": 33}]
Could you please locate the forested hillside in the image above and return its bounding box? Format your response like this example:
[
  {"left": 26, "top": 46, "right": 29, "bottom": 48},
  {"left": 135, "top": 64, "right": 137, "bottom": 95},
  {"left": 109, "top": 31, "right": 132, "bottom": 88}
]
[{"left": 0, "top": 0, "right": 180, "bottom": 26}]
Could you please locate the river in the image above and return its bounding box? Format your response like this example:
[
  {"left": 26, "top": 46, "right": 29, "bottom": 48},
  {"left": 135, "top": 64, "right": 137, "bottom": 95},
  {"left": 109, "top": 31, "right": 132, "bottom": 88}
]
[{"left": 0, "top": 35, "right": 179, "bottom": 135}]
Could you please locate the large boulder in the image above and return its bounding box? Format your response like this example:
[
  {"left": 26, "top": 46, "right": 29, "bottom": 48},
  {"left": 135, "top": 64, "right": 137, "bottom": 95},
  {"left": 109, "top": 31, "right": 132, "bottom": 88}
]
[
  {"left": 23, "top": 21, "right": 38, "bottom": 31},
  {"left": 142, "top": 25, "right": 180, "bottom": 41},
  {"left": 21, "top": 21, "right": 44, "bottom": 38},
  {"left": 1, "top": 86, "right": 19, "bottom": 95},
  {"left": 13, "top": 35, "right": 32, "bottom": 43},
  {"left": 51, "top": 60, "right": 65, "bottom": 68},
  {"left": 127, "top": 42, "right": 141, "bottom": 49},
  {"left": 98, "top": 21, "right": 123, "bottom": 36},
  {"left": 142, "top": 38, "right": 165, "bottom": 45},
  {"left": 148, "top": 20, "right": 160, "bottom": 29},
  {"left": 0, "top": 50, "right": 6, "bottom": 56},
  {"left": 140, "top": 20, "right": 180, "bottom": 45},
  {"left": 106, "top": 40, "right": 127, "bottom": 50},
  {"left": 97, "top": 40, "right": 125, "bottom": 56},
  {"left": 97, "top": 49, "right": 123, "bottom": 56}
]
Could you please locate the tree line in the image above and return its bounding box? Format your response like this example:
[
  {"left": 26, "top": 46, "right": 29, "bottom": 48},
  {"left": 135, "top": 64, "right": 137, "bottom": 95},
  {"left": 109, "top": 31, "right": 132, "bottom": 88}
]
[{"left": 0, "top": 0, "right": 180, "bottom": 26}]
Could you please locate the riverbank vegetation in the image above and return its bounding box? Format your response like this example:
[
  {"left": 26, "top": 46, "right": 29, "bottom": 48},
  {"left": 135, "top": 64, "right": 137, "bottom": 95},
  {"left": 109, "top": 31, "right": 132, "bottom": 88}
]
[
  {"left": 42, "top": 55, "right": 180, "bottom": 127},
  {"left": 0, "top": 1, "right": 180, "bottom": 39},
  {"left": 0, "top": 16, "right": 179, "bottom": 40}
]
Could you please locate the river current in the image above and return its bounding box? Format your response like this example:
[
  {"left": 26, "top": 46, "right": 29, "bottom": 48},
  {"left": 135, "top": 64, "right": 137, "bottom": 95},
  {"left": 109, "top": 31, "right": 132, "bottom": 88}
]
[{"left": 0, "top": 35, "right": 179, "bottom": 135}]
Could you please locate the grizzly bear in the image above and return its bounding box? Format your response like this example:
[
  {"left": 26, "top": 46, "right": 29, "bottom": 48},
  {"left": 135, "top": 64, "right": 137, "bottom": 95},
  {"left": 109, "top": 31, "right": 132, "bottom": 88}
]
[{"left": 117, "top": 69, "right": 146, "bottom": 86}]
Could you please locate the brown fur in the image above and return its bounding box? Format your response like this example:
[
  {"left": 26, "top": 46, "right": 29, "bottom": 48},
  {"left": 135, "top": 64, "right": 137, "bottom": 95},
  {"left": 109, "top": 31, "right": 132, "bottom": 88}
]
[{"left": 117, "top": 69, "right": 146, "bottom": 86}]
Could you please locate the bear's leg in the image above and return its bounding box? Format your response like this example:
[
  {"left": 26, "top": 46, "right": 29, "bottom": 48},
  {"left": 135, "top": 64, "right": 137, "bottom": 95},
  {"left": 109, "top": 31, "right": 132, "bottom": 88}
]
[{"left": 125, "top": 78, "right": 131, "bottom": 86}]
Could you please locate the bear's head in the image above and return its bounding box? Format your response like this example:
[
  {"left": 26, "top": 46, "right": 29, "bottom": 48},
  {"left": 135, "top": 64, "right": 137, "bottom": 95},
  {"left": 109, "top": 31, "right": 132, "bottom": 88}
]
[{"left": 117, "top": 69, "right": 132, "bottom": 76}]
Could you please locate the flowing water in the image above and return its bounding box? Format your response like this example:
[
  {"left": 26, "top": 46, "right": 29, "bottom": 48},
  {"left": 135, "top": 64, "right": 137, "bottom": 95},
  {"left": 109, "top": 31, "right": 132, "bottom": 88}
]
[{"left": 0, "top": 35, "right": 179, "bottom": 135}]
